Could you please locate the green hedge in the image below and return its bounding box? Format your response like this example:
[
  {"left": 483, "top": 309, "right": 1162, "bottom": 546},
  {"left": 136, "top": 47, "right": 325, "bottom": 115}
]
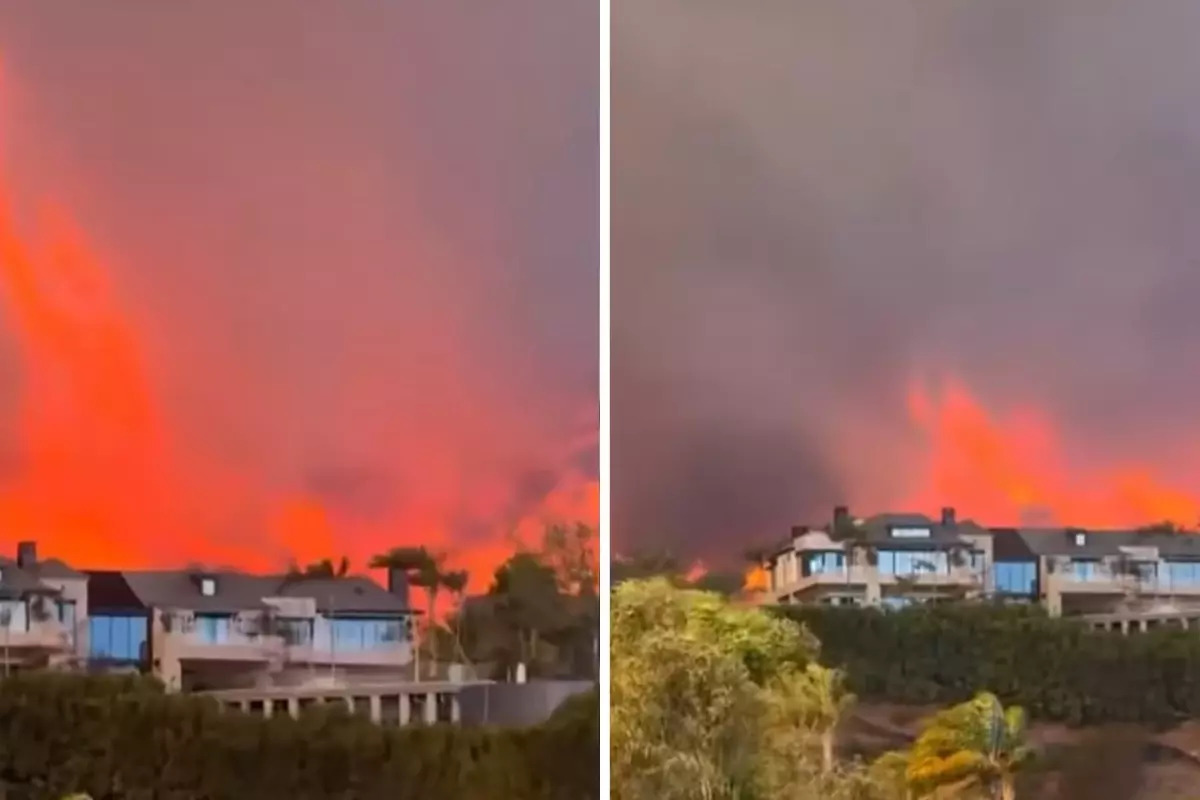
[
  {"left": 774, "top": 603, "right": 1200, "bottom": 725},
  {"left": 0, "top": 673, "right": 598, "bottom": 800}
]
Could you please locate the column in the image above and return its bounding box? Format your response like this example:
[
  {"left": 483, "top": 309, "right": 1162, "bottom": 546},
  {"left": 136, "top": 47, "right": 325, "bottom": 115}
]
[
  {"left": 451, "top": 694, "right": 460, "bottom": 724},
  {"left": 263, "top": 699, "right": 273, "bottom": 719},
  {"left": 287, "top": 697, "right": 299, "bottom": 719},
  {"left": 399, "top": 692, "right": 411, "bottom": 725},
  {"left": 370, "top": 694, "right": 382, "bottom": 724},
  {"left": 424, "top": 692, "right": 437, "bottom": 724}
]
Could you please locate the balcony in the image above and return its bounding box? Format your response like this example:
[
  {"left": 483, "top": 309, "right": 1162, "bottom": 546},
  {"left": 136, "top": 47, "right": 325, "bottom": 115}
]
[
  {"left": 165, "top": 630, "right": 286, "bottom": 662},
  {"left": 0, "top": 622, "right": 73, "bottom": 651},
  {"left": 771, "top": 566, "right": 983, "bottom": 599}
]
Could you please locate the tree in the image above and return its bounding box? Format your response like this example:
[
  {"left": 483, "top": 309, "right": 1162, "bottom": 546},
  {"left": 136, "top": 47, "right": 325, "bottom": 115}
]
[
  {"left": 490, "top": 552, "right": 572, "bottom": 676},
  {"left": 905, "top": 691, "right": 1033, "bottom": 800},
  {"left": 763, "top": 663, "right": 856, "bottom": 774},
  {"left": 542, "top": 522, "right": 598, "bottom": 594},
  {"left": 368, "top": 546, "right": 447, "bottom": 678},
  {"left": 286, "top": 556, "right": 350, "bottom": 579},
  {"left": 440, "top": 569, "right": 470, "bottom": 665},
  {"left": 611, "top": 578, "right": 820, "bottom": 800}
]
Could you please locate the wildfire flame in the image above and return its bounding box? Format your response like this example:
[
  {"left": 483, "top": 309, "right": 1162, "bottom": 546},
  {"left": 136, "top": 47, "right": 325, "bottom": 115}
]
[
  {"left": 0, "top": 74, "right": 597, "bottom": 599},
  {"left": 742, "top": 564, "right": 768, "bottom": 593},
  {"left": 903, "top": 377, "right": 1200, "bottom": 528}
]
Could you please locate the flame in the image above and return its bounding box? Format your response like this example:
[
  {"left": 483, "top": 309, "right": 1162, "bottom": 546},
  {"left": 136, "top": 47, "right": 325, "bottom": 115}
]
[
  {"left": 0, "top": 73, "right": 597, "bottom": 595},
  {"left": 684, "top": 560, "right": 707, "bottom": 583},
  {"left": 743, "top": 564, "right": 768, "bottom": 592},
  {"left": 903, "top": 376, "right": 1200, "bottom": 528}
]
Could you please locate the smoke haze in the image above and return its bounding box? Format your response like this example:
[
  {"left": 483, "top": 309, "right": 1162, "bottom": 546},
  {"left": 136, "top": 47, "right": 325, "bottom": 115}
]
[
  {"left": 614, "top": 1, "right": 1200, "bottom": 561},
  {"left": 0, "top": 2, "right": 598, "bottom": 588}
]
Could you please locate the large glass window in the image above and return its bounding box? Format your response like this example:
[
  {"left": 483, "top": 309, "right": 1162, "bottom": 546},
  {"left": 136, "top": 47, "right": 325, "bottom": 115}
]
[
  {"left": 276, "top": 617, "right": 313, "bottom": 646},
  {"left": 88, "top": 615, "right": 148, "bottom": 662},
  {"left": 994, "top": 562, "right": 1036, "bottom": 595},
  {"left": 1165, "top": 560, "right": 1200, "bottom": 587},
  {"left": 1069, "top": 559, "right": 1099, "bottom": 581},
  {"left": 878, "top": 550, "right": 949, "bottom": 575},
  {"left": 59, "top": 600, "right": 77, "bottom": 648},
  {"left": 802, "top": 551, "right": 845, "bottom": 576},
  {"left": 328, "top": 617, "right": 407, "bottom": 651},
  {"left": 195, "top": 614, "right": 232, "bottom": 644}
]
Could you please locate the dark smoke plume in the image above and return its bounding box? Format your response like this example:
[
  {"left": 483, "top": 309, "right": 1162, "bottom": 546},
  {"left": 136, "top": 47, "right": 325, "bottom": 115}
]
[{"left": 614, "top": 1, "right": 1200, "bottom": 561}]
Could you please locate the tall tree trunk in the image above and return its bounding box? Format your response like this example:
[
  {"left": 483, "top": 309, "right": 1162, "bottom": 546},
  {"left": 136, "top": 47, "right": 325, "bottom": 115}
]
[
  {"left": 820, "top": 728, "right": 835, "bottom": 774},
  {"left": 427, "top": 587, "right": 438, "bottom": 678}
]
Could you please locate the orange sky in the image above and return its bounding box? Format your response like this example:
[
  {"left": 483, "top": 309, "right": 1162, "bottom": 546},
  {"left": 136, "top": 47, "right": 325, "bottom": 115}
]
[{"left": 0, "top": 46, "right": 598, "bottom": 601}]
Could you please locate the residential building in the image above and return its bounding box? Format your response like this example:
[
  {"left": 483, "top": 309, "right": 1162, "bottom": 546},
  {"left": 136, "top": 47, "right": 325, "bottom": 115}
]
[
  {"left": 87, "top": 567, "right": 417, "bottom": 691},
  {"left": 766, "top": 507, "right": 1200, "bottom": 623},
  {"left": 767, "top": 506, "right": 994, "bottom": 608},
  {"left": 0, "top": 541, "right": 87, "bottom": 671}
]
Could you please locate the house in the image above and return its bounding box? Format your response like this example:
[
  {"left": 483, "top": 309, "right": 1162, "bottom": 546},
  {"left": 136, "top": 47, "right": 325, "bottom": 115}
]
[
  {"left": 767, "top": 506, "right": 993, "bottom": 608},
  {"left": 87, "top": 567, "right": 417, "bottom": 691},
  {"left": 0, "top": 541, "right": 87, "bottom": 671}
]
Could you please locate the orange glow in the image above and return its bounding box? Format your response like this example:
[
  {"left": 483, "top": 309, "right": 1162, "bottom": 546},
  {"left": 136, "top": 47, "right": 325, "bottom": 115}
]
[
  {"left": 0, "top": 81, "right": 597, "bottom": 595},
  {"left": 903, "top": 377, "right": 1200, "bottom": 528},
  {"left": 684, "top": 560, "right": 707, "bottom": 583},
  {"left": 743, "top": 564, "right": 768, "bottom": 592}
]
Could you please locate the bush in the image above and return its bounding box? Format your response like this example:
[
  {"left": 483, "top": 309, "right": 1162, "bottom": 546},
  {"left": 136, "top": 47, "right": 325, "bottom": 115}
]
[
  {"left": 774, "top": 603, "right": 1200, "bottom": 725},
  {"left": 0, "top": 673, "right": 598, "bottom": 800}
]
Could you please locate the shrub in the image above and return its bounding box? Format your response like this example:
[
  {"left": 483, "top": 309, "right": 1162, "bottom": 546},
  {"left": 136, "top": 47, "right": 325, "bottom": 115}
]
[
  {"left": 0, "top": 673, "right": 597, "bottom": 800},
  {"left": 774, "top": 603, "right": 1200, "bottom": 725}
]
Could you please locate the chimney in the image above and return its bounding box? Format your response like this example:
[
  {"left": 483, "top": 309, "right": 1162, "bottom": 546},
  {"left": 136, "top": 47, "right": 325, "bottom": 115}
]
[
  {"left": 387, "top": 568, "right": 411, "bottom": 607},
  {"left": 16, "top": 541, "right": 36, "bottom": 569},
  {"left": 941, "top": 507, "right": 957, "bottom": 526},
  {"left": 833, "top": 506, "right": 849, "bottom": 528}
]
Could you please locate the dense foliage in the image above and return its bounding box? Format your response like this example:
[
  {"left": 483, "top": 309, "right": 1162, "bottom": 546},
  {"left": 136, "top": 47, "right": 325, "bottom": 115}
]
[
  {"left": 776, "top": 602, "right": 1200, "bottom": 725},
  {"left": 0, "top": 673, "right": 598, "bottom": 800}
]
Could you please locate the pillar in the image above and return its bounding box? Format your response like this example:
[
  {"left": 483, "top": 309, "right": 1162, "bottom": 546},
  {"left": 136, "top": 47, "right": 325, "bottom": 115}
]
[
  {"left": 370, "top": 694, "right": 382, "bottom": 723},
  {"left": 424, "top": 692, "right": 437, "bottom": 724},
  {"left": 287, "top": 697, "right": 299, "bottom": 719},
  {"left": 399, "top": 692, "right": 411, "bottom": 725},
  {"left": 451, "top": 694, "right": 460, "bottom": 724}
]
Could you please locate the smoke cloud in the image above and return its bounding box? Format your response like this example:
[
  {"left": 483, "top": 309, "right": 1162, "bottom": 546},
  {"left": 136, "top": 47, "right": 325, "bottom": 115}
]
[
  {"left": 614, "top": 1, "right": 1200, "bottom": 560},
  {"left": 0, "top": 2, "right": 597, "bottom": 589}
]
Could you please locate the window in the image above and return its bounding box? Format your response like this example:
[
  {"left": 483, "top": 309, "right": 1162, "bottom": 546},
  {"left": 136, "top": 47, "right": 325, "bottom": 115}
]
[
  {"left": 277, "top": 617, "right": 313, "bottom": 646},
  {"left": 200, "top": 578, "right": 216, "bottom": 597},
  {"left": 994, "top": 562, "right": 1036, "bottom": 595},
  {"left": 195, "top": 614, "right": 231, "bottom": 643},
  {"left": 878, "top": 550, "right": 949, "bottom": 575},
  {"left": 1073, "top": 532, "right": 1086, "bottom": 547},
  {"left": 802, "top": 551, "right": 845, "bottom": 576},
  {"left": 1165, "top": 560, "right": 1200, "bottom": 587},
  {"left": 1070, "top": 559, "right": 1099, "bottom": 581},
  {"left": 890, "top": 527, "right": 931, "bottom": 539},
  {"left": 328, "top": 618, "right": 407, "bottom": 651},
  {"left": 0, "top": 600, "right": 24, "bottom": 630},
  {"left": 88, "top": 615, "right": 148, "bottom": 662},
  {"left": 59, "top": 600, "right": 77, "bottom": 647}
]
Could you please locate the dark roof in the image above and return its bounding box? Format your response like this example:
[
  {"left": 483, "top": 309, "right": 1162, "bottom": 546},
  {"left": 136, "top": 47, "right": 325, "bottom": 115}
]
[
  {"left": 86, "top": 570, "right": 147, "bottom": 611},
  {"left": 120, "top": 570, "right": 278, "bottom": 613},
  {"left": 1008, "top": 528, "right": 1200, "bottom": 559},
  {"left": 0, "top": 558, "right": 56, "bottom": 596},
  {"left": 32, "top": 558, "right": 85, "bottom": 579},
  {"left": 275, "top": 575, "right": 411, "bottom": 614},
  {"left": 90, "top": 569, "right": 414, "bottom": 615},
  {"left": 990, "top": 528, "right": 1038, "bottom": 561}
]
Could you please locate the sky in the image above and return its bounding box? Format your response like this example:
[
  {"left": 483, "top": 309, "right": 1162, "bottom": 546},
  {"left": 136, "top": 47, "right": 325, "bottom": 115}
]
[
  {"left": 614, "top": 1, "right": 1200, "bottom": 562},
  {"left": 0, "top": 2, "right": 598, "bottom": 586}
]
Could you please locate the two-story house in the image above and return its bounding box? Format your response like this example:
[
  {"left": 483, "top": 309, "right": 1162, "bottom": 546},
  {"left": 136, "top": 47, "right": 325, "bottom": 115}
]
[
  {"left": 87, "top": 567, "right": 416, "bottom": 691},
  {"left": 767, "top": 506, "right": 994, "bottom": 607},
  {"left": 0, "top": 541, "right": 87, "bottom": 671}
]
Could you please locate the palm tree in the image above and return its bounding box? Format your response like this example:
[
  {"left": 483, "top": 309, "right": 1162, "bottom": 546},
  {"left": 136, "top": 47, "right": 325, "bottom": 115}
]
[
  {"left": 764, "top": 663, "right": 856, "bottom": 774},
  {"left": 287, "top": 556, "right": 351, "bottom": 579},
  {"left": 441, "top": 569, "right": 471, "bottom": 666},
  {"left": 906, "top": 691, "right": 1033, "bottom": 800},
  {"left": 368, "top": 546, "right": 447, "bottom": 678}
]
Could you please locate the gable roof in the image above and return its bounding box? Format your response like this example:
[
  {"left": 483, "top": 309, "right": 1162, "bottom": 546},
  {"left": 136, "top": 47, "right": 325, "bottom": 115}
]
[
  {"left": 275, "top": 575, "right": 412, "bottom": 614},
  {"left": 1008, "top": 527, "right": 1200, "bottom": 559},
  {"left": 0, "top": 557, "right": 58, "bottom": 597}
]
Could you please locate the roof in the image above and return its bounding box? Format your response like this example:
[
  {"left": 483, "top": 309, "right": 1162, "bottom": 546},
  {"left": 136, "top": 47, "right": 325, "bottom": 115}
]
[
  {"left": 29, "top": 558, "right": 85, "bottom": 579},
  {"left": 1007, "top": 527, "right": 1200, "bottom": 559},
  {"left": 274, "top": 575, "right": 411, "bottom": 614},
  {"left": 86, "top": 571, "right": 148, "bottom": 611},
  {"left": 852, "top": 513, "right": 988, "bottom": 549},
  {"left": 89, "top": 569, "right": 414, "bottom": 615},
  {"left": 0, "top": 557, "right": 57, "bottom": 597}
]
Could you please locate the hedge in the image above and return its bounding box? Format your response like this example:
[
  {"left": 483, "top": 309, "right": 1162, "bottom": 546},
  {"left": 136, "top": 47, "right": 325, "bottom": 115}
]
[
  {"left": 774, "top": 603, "right": 1200, "bottom": 725},
  {"left": 0, "top": 673, "right": 598, "bottom": 800}
]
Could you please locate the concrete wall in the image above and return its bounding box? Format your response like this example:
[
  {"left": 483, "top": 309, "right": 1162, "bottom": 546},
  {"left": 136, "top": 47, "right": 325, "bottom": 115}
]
[{"left": 457, "top": 680, "right": 593, "bottom": 727}]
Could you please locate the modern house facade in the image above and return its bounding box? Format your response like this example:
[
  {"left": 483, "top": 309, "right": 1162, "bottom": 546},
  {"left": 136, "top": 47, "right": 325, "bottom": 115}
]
[
  {"left": 766, "top": 507, "right": 1200, "bottom": 623},
  {"left": 86, "top": 568, "right": 417, "bottom": 691},
  {"left": 768, "top": 507, "right": 994, "bottom": 608},
  {"left": 0, "top": 541, "right": 88, "bottom": 671}
]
